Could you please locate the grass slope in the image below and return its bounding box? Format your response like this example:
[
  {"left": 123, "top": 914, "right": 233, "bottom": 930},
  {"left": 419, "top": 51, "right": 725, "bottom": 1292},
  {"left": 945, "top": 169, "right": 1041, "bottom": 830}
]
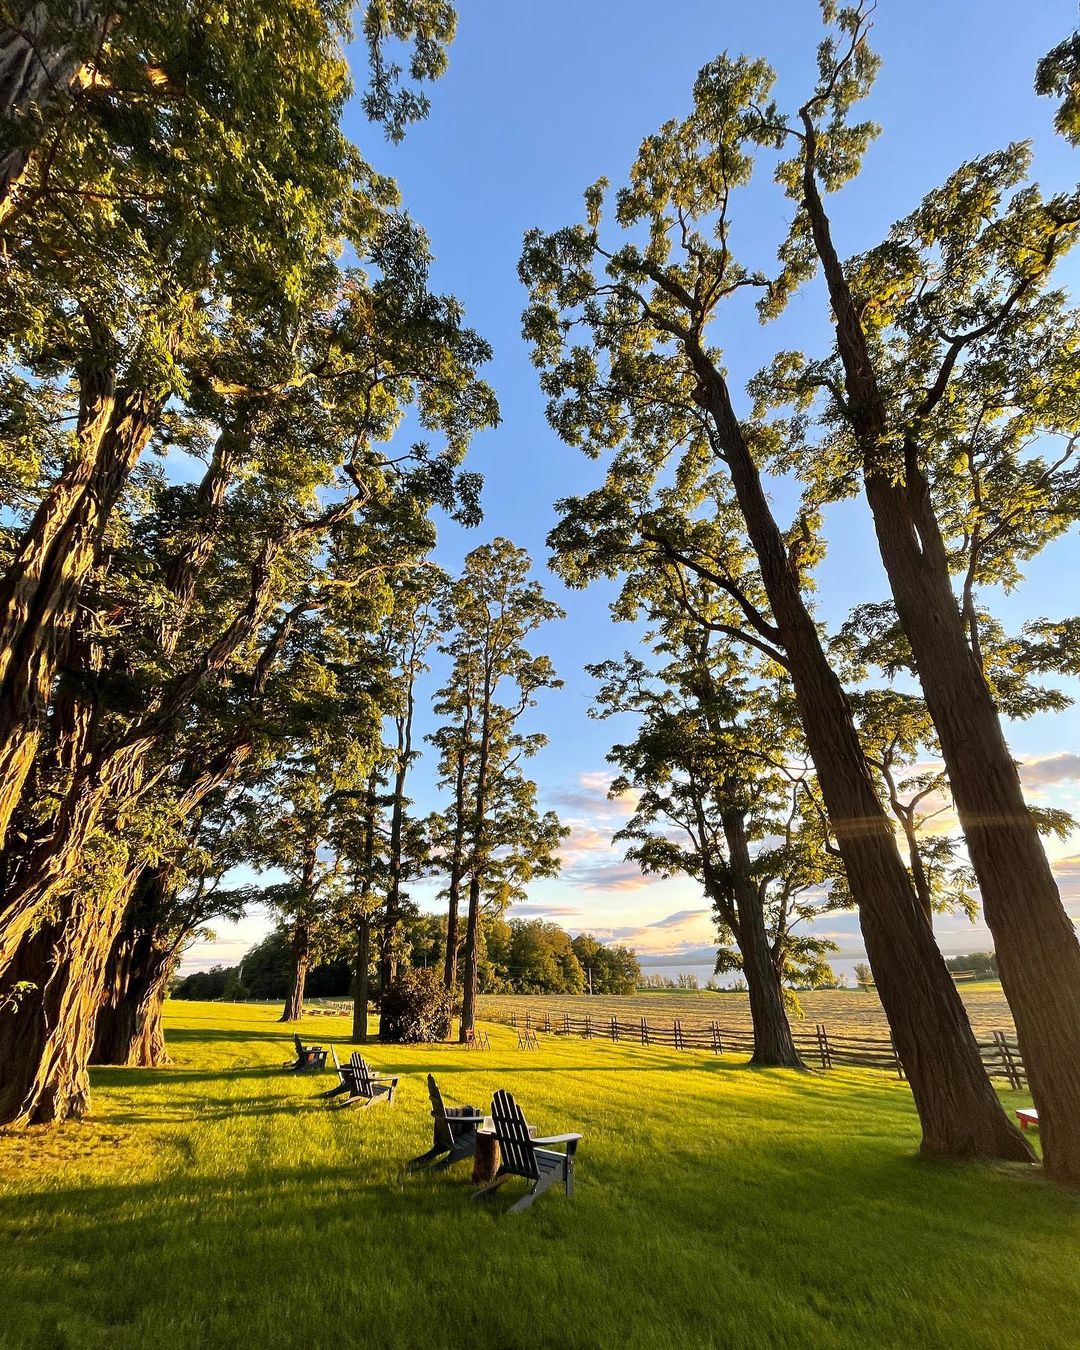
[{"left": 0, "top": 1002, "right": 1077, "bottom": 1350}]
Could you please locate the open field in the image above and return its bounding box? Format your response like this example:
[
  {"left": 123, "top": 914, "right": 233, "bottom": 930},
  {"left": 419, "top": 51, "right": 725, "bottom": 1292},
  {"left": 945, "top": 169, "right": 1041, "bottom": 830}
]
[
  {"left": 477, "top": 985, "right": 1016, "bottom": 1038},
  {"left": 0, "top": 1001, "right": 1077, "bottom": 1350}
]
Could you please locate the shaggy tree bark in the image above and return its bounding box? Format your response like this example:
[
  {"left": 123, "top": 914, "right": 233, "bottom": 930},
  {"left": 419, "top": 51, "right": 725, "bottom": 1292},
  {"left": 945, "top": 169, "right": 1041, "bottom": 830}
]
[
  {"left": 800, "top": 117, "right": 1080, "bottom": 1181},
  {"left": 0, "top": 365, "right": 163, "bottom": 852},
  {"left": 0, "top": 740, "right": 249, "bottom": 1123},
  {"left": 92, "top": 923, "right": 176, "bottom": 1068},
  {"left": 0, "top": 2, "right": 108, "bottom": 217},
  {"left": 0, "top": 852, "right": 140, "bottom": 1123},
  {"left": 92, "top": 862, "right": 183, "bottom": 1067}
]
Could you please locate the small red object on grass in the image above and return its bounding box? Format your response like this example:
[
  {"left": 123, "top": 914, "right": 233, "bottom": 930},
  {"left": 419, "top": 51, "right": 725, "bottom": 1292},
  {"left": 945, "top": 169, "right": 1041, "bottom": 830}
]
[{"left": 1016, "top": 1108, "right": 1039, "bottom": 1131}]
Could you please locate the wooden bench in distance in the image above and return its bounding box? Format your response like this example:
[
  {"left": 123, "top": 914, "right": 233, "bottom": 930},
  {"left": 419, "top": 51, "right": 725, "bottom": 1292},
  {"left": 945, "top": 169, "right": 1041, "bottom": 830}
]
[
  {"left": 409, "top": 1075, "right": 485, "bottom": 1170},
  {"left": 1016, "top": 1107, "right": 1039, "bottom": 1131},
  {"left": 473, "top": 1088, "right": 582, "bottom": 1214}
]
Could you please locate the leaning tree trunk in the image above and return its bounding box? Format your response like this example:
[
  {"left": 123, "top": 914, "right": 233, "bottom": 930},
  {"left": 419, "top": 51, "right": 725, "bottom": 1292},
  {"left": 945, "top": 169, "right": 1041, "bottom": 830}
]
[
  {"left": 866, "top": 467, "right": 1080, "bottom": 1183},
  {"left": 0, "top": 744, "right": 141, "bottom": 977},
  {"left": 722, "top": 810, "right": 804, "bottom": 1069},
  {"left": 0, "top": 2, "right": 107, "bottom": 218},
  {"left": 0, "top": 372, "right": 162, "bottom": 852},
  {"left": 0, "top": 859, "right": 139, "bottom": 1124},
  {"left": 92, "top": 887, "right": 177, "bottom": 1068},
  {"left": 694, "top": 357, "right": 1030, "bottom": 1162},
  {"left": 351, "top": 917, "right": 370, "bottom": 1044},
  {"left": 796, "top": 126, "right": 1073, "bottom": 1178},
  {"left": 92, "top": 940, "right": 173, "bottom": 1067},
  {"left": 280, "top": 923, "right": 310, "bottom": 1024}
]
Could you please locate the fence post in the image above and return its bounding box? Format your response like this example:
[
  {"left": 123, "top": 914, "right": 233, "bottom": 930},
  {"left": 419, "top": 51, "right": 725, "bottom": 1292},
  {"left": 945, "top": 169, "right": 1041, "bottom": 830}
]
[
  {"left": 611, "top": 1016, "right": 618, "bottom": 1042},
  {"left": 674, "top": 1019, "right": 683, "bottom": 1051},
  {"left": 563, "top": 1013, "right": 570, "bottom": 1035},
  {"left": 525, "top": 1011, "right": 531, "bottom": 1032},
  {"left": 585, "top": 1014, "right": 592, "bottom": 1040},
  {"left": 509, "top": 1013, "right": 517, "bottom": 1029},
  {"left": 640, "top": 1017, "right": 648, "bottom": 1046},
  {"left": 890, "top": 1035, "right": 905, "bottom": 1080},
  {"left": 816, "top": 1023, "right": 832, "bottom": 1070},
  {"left": 711, "top": 1021, "right": 722, "bottom": 1054},
  {"left": 543, "top": 1014, "right": 551, "bottom": 1034},
  {"left": 995, "top": 1029, "right": 1022, "bottom": 1090}
]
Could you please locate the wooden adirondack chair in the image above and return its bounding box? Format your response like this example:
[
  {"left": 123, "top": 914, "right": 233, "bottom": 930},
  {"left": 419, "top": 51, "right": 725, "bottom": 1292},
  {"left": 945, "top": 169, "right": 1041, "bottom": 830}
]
[
  {"left": 464, "top": 1027, "right": 490, "bottom": 1051},
  {"left": 516, "top": 1028, "right": 538, "bottom": 1051},
  {"left": 340, "top": 1053, "right": 398, "bottom": 1106},
  {"left": 284, "top": 1033, "right": 326, "bottom": 1072},
  {"left": 318, "top": 1046, "right": 357, "bottom": 1098},
  {"left": 473, "top": 1089, "right": 582, "bottom": 1213},
  {"left": 409, "top": 1075, "right": 485, "bottom": 1170}
]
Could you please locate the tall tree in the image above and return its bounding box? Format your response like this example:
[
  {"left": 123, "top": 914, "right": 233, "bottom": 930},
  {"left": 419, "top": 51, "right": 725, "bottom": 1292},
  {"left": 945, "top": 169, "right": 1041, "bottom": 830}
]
[
  {"left": 521, "top": 68, "right": 1029, "bottom": 1156},
  {"left": 750, "top": 5, "right": 1080, "bottom": 1181},
  {"left": 591, "top": 632, "right": 833, "bottom": 1068},
  {"left": 433, "top": 540, "right": 564, "bottom": 1039},
  {"left": 378, "top": 567, "right": 446, "bottom": 990}
]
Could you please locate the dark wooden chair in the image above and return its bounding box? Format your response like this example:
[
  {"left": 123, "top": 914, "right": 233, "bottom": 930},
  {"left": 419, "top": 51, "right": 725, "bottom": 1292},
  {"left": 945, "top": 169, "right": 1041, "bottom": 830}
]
[
  {"left": 464, "top": 1027, "right": 490, "bottom": 1051},
  {"left": 319, "top": 1046, "right": 356, "bottom": 1098},
  {"left": 340, "top": 1053, "right": 398, "bottom": 1106},
  {"left": 284, "top": 1032, "right": 326, "bottom": 1072},
  {"left": 409, "top": 1074, "right": 485, "bottom": 1170},
  {"left": 473, "top": 1088, "right": 582, "bottom": 1213}
]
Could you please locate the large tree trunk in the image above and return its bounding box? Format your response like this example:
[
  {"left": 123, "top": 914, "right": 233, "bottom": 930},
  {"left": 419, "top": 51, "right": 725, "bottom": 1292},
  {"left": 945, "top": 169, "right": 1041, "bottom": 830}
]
[
  {"left": 92, "top": 933, "right": 174, "bottom": 1068},
  {"left": 351, "top": 917, "right": 370, "bottom": 1044},
  {"left": 0, "top": 371, "right": 161, "bottom": 851},
  {"left": 867, "top": 470, "right": 1080, "bottom": 1182},
  {"left": 280, "top": 923, "right": 310, "bottom": 1024},
  {"left": 458, "top": 694, "right": 491, "bottom": 1043},
  {"left": 0, "top": 745, "right": 143, "bottom": 976},
  {"left": 442, "top": 744, "right": 468, "bottom": 993},
  {"left": 91, "top": 866, "right": 177, "bottom": 1067},
  {"left": 721, "top": 809, "right": 804, "bottom": 1069},
  {"left": 797, "top": 123, "right": 1077, "bottom": 1180},
  {"left": 458, "top": 871, "right": 481, "bottom": 1042},
  {"left": 0, "top": 862, "right": 137, "bottom": 1124},
  {"left": 693, "top": 359, "right": 1030, "bottom": 1161},
  {"left": 0, "top": 2, "right": 107, "bottom": 218}
]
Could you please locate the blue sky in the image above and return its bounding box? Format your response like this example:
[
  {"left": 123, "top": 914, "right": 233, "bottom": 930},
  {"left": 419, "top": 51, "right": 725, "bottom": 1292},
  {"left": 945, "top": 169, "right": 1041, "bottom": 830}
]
[{"left": 184, "top": 0, "right": 1080, "bottom": 978}]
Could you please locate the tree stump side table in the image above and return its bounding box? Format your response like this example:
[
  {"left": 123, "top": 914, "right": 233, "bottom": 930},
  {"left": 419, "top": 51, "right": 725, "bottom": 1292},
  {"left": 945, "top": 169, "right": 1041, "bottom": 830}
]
[{"left": 472, "top": 1118, "right": 538, "bottom": 1184}]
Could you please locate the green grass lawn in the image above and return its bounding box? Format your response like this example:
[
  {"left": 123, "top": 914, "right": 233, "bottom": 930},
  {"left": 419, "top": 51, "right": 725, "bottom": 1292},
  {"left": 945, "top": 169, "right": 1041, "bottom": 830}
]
[{"left": 0, "top": 1002, "right": 1077, "bottom": 1350}]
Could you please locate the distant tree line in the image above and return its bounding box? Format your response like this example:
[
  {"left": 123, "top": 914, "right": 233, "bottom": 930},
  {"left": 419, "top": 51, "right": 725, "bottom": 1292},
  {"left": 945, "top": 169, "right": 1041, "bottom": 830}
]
[
  {"left": 172, "top": 918, "right": 640, "bottom": 1001},
  {"left": 946, "top": 953, "right": 1000, "bottom": 981}
]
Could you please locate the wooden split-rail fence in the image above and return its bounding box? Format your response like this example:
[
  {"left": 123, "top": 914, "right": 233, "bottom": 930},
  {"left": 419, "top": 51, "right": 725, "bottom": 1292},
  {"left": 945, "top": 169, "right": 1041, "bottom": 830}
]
[{"left": 504, "top": 1011, "right": 1027, "bottom": 1089}]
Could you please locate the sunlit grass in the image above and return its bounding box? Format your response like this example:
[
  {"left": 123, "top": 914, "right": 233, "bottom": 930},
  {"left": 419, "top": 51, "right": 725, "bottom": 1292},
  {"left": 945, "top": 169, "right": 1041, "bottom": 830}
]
[{"left": 0, "top": 1001, "right": 1076, "bottom": 1349}]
